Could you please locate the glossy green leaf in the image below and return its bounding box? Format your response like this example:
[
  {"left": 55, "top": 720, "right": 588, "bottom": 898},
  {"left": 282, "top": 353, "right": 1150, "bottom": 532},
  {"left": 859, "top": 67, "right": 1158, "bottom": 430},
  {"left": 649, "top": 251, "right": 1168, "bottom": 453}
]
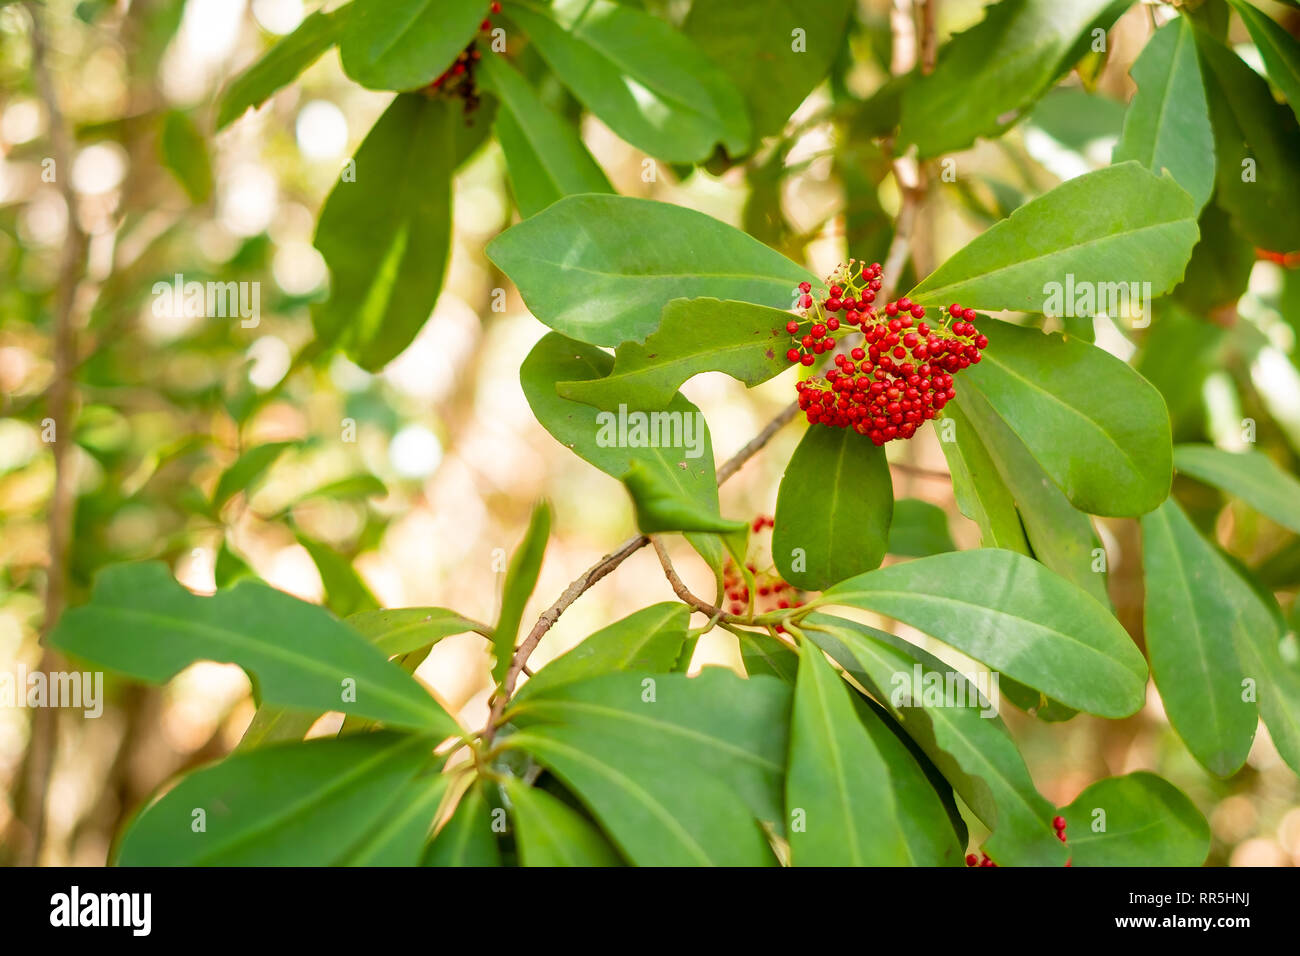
[
  {"left": 487, "top": 195, "right": 813, "bottom": 346},
  {"left": 1174, "top": 443, "right": 1300, "bottom": 534},
  {"left": 956, "top": 388, "right": 1110, "bottom": 607},
  {"left": 117, "top": 733, "right": 437, "bottom": 865},
  {"left": 1172, "top": 196, "right": 1256, "bottom": 311},
  {"left": 557, "top": 298, "right": 798, "bottom": 412},
  {"left": 340, "top": 771, "right": 452, "bottom": 866},
  {"left": 623, "top": 461, "right": 746, "bottom": 534},
  {"left": 682, "top": 0, "right": 854, "bottom": 141},
  {"left": 504, "top": 779, "right": 624, "bottom": 866},
  {"left": 1060, "top": 772, "right": 1210, "bottom": 866},
  {"left": 517, "top": 602, "right": 689, "bottom": 701},
  {"left": 347, "top": 606, "right": 485, "bottom": 657},
  {"left": 1112, "top": 17, "right": 1215, "bottom": 211},
  {"left": 961, "top": 320, "right": 1173, "bottom": 517},
  {"left": 887, "top": 498, "right": 956, "bottom": 557},
  {"left": 520, "top": 333, "right": 728, "bottom": 535},
  {"left": 786, "top": 640, "right": 962, "bottom": 865},
  {"left": 740, "top": 631, "right": 800, "bottom": 683},
  {"left": 773, "top": 425, "right": 893, "bottom": 591},
  {"left": 818, "top": 549, "right": 1148, "bottom": 718},
  {"left": 1232, "top": 1, "right": 1300, "bottom": 125},
  {"left": 424, "top": 781, "right": 502, "bottom": 866},
  {"left": 938, "top": 403, "right": 1032, "bottom": 553},
  {"left": 493, "top": 501, "right": 552, "bottom": 684},
  {"left": 477, "top": 52, "right": 612, "bottom": 217},
  {"left": 159, "top": 110, "right": 213, "bottom": 204},
  {"left": 506, "top": 670, "right": 790, "bottom": 865},
  {"left": 216, "top": 8, "right": 344, "bottom": 129},
  {"left": 1141, "top": 499, "right": 1260, "bottom": 775},
  {"left": 1195, "top": 30, "right": 1300, "bottom": 252},
  {"left": 339, "top": 0, "right": 484, "bottom": 91},
  {"left": 50, "top": 563, "right": 458, "bottom": 735},
  {"left": 803, "top": 614, "right": 1066, "bottom": 866},
  {"left": 899, "top": 0, "right": 1131, "bottom": 158},
  {"left": 313, "top": 94, "right": 483, "bottom": 371},
  {"left": 505, "top": 0, "right": 749, "bottom": 162},
  {"left": 908, "top": 163, "right": 1199, "bottom": 316}
]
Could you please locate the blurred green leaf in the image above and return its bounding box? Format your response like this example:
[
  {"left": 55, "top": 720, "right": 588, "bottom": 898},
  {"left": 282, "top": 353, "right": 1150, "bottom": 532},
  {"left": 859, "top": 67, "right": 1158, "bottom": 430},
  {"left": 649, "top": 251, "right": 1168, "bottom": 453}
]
[
  {"left": 216, "top": 7, "right": 345, "bottom": 129},
  {"left": 505, "top": 0, "right": 749, "bottom": 161},
  {"left": 493, "top": 501, "right": 552, "bottom": 684},
  {"left": 339, "top": 0, "right": 484, "bottom": 91},
  {"left": 1174, "top": 443, "right": 1300, "bottom": 534},
  {"left": 159, "top": 110, "right": 213, "bottom": 203}
]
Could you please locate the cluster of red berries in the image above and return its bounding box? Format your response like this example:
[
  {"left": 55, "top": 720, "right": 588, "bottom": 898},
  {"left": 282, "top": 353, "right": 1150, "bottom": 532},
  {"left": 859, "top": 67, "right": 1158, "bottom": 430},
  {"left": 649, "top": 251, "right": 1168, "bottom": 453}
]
[
  {"left": 425, "top": 3, "right": 502, "bottom": 112},
  {"left": 965, "top": 816, "right": 1071, "bottom": 868},
  {"left": 722, "top": 516, "right": 805, "bottom": 621},
  {"left": 784, "top": 261, "right": 989, "bottom": 447}
]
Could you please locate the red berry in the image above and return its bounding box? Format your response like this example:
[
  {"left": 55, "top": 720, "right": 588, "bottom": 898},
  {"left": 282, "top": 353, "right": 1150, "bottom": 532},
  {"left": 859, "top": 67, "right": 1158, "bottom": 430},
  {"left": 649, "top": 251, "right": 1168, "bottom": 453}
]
[
  {"left": 799, "top": 281, "right": 811, "bottom": 293},
  {"left": 786, "top": 320, "right": 799, "bottom": 335}
]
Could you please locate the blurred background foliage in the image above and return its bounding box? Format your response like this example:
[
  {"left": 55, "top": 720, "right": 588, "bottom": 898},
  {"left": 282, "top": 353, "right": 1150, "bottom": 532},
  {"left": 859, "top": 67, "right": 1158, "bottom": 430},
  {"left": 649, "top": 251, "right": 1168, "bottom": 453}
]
[{"left": 1, "top": 0, "right": 1299, "bottom": 866}]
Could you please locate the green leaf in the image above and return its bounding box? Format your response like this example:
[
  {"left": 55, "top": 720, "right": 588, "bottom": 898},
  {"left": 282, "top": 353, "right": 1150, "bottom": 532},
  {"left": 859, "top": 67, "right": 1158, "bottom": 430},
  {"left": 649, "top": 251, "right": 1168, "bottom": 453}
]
[
  {"left": 887, "top": 498, "right": 956, "bottom": 557},
  {"left": 956, "top": 388, "right": 1110, "bottom": 607},
  {"left": 1195, "top": 29, "right": 1300, "bottom": 252},
  {"left": 339, "top": 0, "right": 485, "bottom": 91},
  {"left": 803, "top": 614, "right": 1066, "bottom": 866},
  {"left": 740, "top": 631, "right": 800, "bottom": 683},
  {"left": 504, "top": 779, "right": 624, "bottom": 865},
  {"left": 899, "top": 0, "right": 1132, "bottom": 158},
  {"left": 423, "top": 781, "right": 502, "bottom": 866},
  {"left": 492, "top": 502, "right": 552, "bottom": 684},
  {"left": 312, "top": 94, "right": 479, "bottom": 371},
  {"left": 295, "top": 532, "right": 380, "bottom": 618},
  {"left": 216, "top": 8, "right": 344, "bottom": 129},
  {"left": 340, "top": 771, "right": 453, "bottom": 866},
  {"left": 477, "top": 52, "right": 613, "bottom": 217},
  {"left": 506, "top": 670, "right": 790, "bottom": 865},
  {"left": 1174, "top": 443, "right": 1300, "bottom": 534},
  {"left": 50, "top": 563, "right": 458, "bottom": 735},
  {"left": 818, "top": 549, "right": 1148, "bottom": 718},
  {"left": 1232, "top": 0, "right": 1300, "bottom": 125},
  {"left": 908, "top": 163, "right": 1199, "bottom": 316},
  {"left": 773, "top": 426, "right": 892, "bottom": 591},
  {"left": 1140, "top": 499, "right": 1261, "bottom": 776},
  {"left": 505, "top": 0, "right": 749, "bottom": 161},
  {"left": 487, "top": 195, "right": 814, "bottom": 347},
  {"left": 517, "top": 602, "right": 689, "bottom": 701},
  {"left": 1060, "top": 772, "right": 1210, "bottom": 866},
  {"left": 211, "top": 441, "right": 295, "bottom": 512},
  {"left": 117, "top": 733, "right": 438, "bottom": 865},
  {"left": 1112, "top": 17, "right": 1215, "bottom": 211},
  {"left": 786, "top": 640, "right": 962, "bottom": 865},
  {"left": 557, "top": 298, "right": 797, "bottom": 412},
  {"left": 346, "top": 606, "right": 485, "bottom": 657},
  {"left": 682, "top": 0, "right": 854, "bottom": 142},
  {"left": 1172, "top": 196, "right": 1257, "bottom": 311},
  {"left": 938, "top": 403, "right": 1032, "bottom": 553},
  {"left": 624, "top": 461, "right": 746, "bottom": 534},
  {"left": 159, "top": 110, "right": 213, "bottom": 204},
  {"left": 960, "top": 320, "right": 1173, "bottom": 517},
  {"left": 520, "top": 333, "right": 728, "bottom": 534}
]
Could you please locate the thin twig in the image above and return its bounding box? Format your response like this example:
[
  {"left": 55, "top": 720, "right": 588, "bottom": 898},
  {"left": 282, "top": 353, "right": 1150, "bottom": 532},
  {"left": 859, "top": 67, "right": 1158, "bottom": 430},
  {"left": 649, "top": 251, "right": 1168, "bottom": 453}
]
[{"left": 651, "top": 537, "right": 727, "bottom": 619}]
